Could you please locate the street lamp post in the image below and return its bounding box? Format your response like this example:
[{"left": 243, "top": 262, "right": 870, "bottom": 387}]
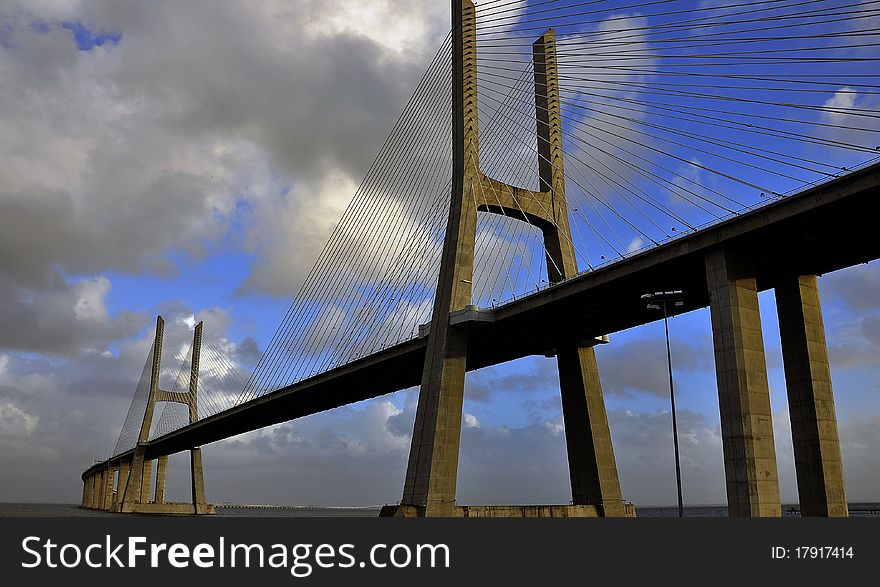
[{"left": 641, "top": 290, "right": 685, "bottom": 518}]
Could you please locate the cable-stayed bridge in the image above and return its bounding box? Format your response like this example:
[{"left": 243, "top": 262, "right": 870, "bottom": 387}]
[{"left": 81, "top": 0, "right": 880, "bottom": 517}]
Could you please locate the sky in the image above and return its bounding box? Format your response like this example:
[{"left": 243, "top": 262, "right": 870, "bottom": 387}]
[{"left": 0, "top": 0, "right": 878, "bottom": 508}]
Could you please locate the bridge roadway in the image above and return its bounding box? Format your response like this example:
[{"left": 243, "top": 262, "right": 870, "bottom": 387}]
[{"left": 84, "top": 161, "right": 880, "bottom": 478}]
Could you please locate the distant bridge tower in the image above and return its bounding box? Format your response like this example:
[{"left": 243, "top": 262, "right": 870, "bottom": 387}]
[
  {"left": 81, "top": 316, "right": 213, "bottom": 515},
  {"left": 393, "top": 0, "right": 632, "bottom": 517}
]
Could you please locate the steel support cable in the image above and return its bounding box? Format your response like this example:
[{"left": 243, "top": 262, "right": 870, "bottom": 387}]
[
  {"left": 557, "top": 35, "right": 880, "bottom": 61},
  {"left": 378, "top": 188, "right": 454, "bottom": 347},
  {"left": 155, "top": 348, "right": 187, "bottom": 434},
  {"left": 368, "top": 58, "right": 562, "bottom": 349},
  {"left": 532, "top": 26, "right": 880, "bottom": 53},
  {"left": 504, "top": 27, "right": 880, "bottom": 57},
  {"left": 475, "top": 85, "right": 666, "bottom": 251},
  {"left": 238, "top": 36, "right": 454, "bottom": 402},
  {"left": 191, "top": 343, "right": 229, "bottom": 419},
  {"left": 375, "top": 61, "right": 560, "bottom": 345},
  {"left": 480, "top": 74, "right": 763, "bottom": 211},
  {"left": 237, "top": 34, "right": 453, "bottom": 403},
  {"left": 552, "top": 87, "right": 855, "bottom": 175},
  {"left": 287, "top": 57, "right": 455, "bottom": 381},
  {"left": 365, "top": 188, "right": 454, "bottom": 353},
  {"left": 278, "top": 36, "right": 458, "bottom": 384},
  {"left": 472, "top": 148, "right": 545, "bottom": 293},
  {"left": 476, "top": 0, "right": 672, "bottom": 27},
  {"left": 431, "top": 64, "right": 545, "bottom": 308},
  {"left": 112, "top": 339, "right": 154, "bottom": 456},
  {"left": 544, "top": 66, "right": 880, "bottom": 89},
  {"left": 491, "top": 79, "right": 856, "bottom": 176},
  {"left": 478, "top": 3, "right": 880, "bottom": 48},
  {"left": 585, "top": 107, "right": 846, "bottom": 177},
  {"left": 563, "top": 88, "right": 874, "bottom": 170},
  {"left": 476, "top": 0, "right": 611, "bottom": 20},
  {"left": 302, "top": 95, "right": 453, "bottom": 376},
  {"left": 549, "top": 80, "right": 880, "bottom": 148},
  {"left": 154, "top": 343, "right": 194, "bottom": 436},
  {"left": 196, "top": 338, "right": 231, "bottom": 417},
  {"left": 472, "top": 76, "right": 631, "bottom": 256},
  {"left": 236, "top": 38, "right": 449, "bottom": 404},
  {"left": 505, "top": 39, "right": 880, "bottom": 60},
  {"left": 558, "top": 110, "right": 785, "bottom": 199},
  {"left": 484, "top": 32, "right": 880, "bottom": 58},
  {"left": 473, "top": 85, "right": 623, "bottom": 266},
  {"left": 475, "top": 0, "right": 844, "bottom": 34},
  {"left": 327, "top": 163, "right": 451, "bottom": 363},
  {"left": 480, "top": 90, "right": 671, "bottom": 245},
  {"left": 471, "top": 65, "right": 564, "bottom": 302},
  {"left": 478, "top": 0, "right": 879, "bottom": 39},
  {"left": 474, "top": 135, "right": 552, "bottom": 301},
  {"left": 320, "top": 132, "right": 455, "bottom": 370},
  {"left": 475, "top": 0, "right": 799, "bottom": 31},
  {"left": 479, "top": 78, "right": 772, "bottom": 212},
  {"left": 261, "top": 41, "right": 455, "bottom": 394},
  {"left": 551, "top": 74, "right": 880, "bottom": 117},
  {"left": 479, "top": 65, "right": 880, "bottom": 118},
  {"left": 566, "top": 123, "right": 748, "bottom": 212},
  {"left": 476, "top": 80, "right": 729, "bottom": 225},
  {"left": 482, "top": 69, "right": 812, "bottom": 212},
  {"left": 365, "top": 67, "right": 543, "bottom": 352},
  {"left": 187, "top": 343, "right": 228, "bottom": 419},
  {"left": 201, "top": 337, "right": 247, "bottom": 415},
  {"left": 475, "top": 126, "right": 581, "bottom": 300}
]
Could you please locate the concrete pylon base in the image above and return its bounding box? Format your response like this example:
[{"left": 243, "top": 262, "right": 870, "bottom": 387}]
[{"left": 381, "top": 503, "right": 636, "bottom": 518}]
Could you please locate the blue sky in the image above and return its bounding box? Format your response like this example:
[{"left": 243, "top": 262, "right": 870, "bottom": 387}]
[{"left": 0, "top": 0, "right": 877, "bottom": 508}]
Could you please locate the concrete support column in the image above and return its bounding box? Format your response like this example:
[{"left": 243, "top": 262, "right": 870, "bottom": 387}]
[
  {"left": 121, "top": 448, "right": 146, "bottom": 511},
  {"left": 400, "top": 0, "right": 479, "bottom": 517},
  {"left": 85, "top": 476, "right": 94, "bottom": 508},
  {"left": 97, "top": 470, "right": 107, "bottom": 510},
  {"left": 533, "top": 29, "right": 626, "bottom": 516},
  {"left": 116, "top": 460, "right": 130, "bottom": 507},
  {"left": 91, "top": 474, "right": 100, "bottom": 509},
  {"left": 191, "top": 448, "right": 208, "bottom": 514},
  {"left": 775, "top": 275, "right": 848, "bottom": 517},
  {"left": 154, "top": 456, "right": 168, "bottom": 505},
  {"left": 557, "top": 347, "right": 626, "bottom": 515},
  {"left": 140, "top": 459, "right": 153, "bottom": 504},
  {"left": 706, "top": 248, "right": 781, "bottom": 517},
  {"left": 103, "top": 467, "right": 115, "bottom": 510},
  {"left": 91, "top": 475, "right": 99, "bottom": 508}
]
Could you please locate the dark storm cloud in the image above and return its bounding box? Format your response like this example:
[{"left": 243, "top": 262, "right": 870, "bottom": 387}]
[{"left": 0, "top": 273, "right": 147, "bottom": 355}]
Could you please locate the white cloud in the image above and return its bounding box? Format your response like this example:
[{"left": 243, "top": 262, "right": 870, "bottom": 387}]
[
  {"left": 819, "top": 87, "right": 880, "bottom": 147},
  {"left": 72, "top": 276, "right": 111, "bottom": 322},
  {"left": 0, "top": 400, "right": 38, "bottom": 437}
]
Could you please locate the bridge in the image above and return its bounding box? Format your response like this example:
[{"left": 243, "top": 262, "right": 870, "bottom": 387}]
[{"left": 81, "top": 0, "right": 880, "bottom": 517}]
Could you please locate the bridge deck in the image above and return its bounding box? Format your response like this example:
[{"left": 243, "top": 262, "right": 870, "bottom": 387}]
[{"left": 85, "top": 162, "right": 880, "bottom": 478}]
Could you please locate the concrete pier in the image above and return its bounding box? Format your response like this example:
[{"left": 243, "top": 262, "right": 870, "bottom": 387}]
[
  {"left": 103, "top": 466, "right": 116, "bottom": 510},
  {"left": 192, "top": 447, "right": 208, "bottom": 514},
  {"left": 154, "top": 456, "right": 168, "bottom": 504},
  {"left": 116, "top": 460, "right": 130, "bottom": 507},
  {"left": 776, "top": 275, "right": 848, "bottom": 516},
  {"left": 706, "top": 248, "right": 781, "bottom": 517},
  {"left": 139, "top": 459, "right": 153, "bottom": 504}
]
